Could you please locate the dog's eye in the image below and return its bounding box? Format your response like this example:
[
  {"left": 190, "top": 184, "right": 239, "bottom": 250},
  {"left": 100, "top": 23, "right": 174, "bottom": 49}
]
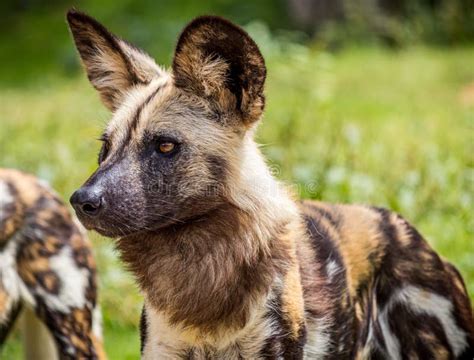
[
  {"left": 157, "top": 142, "right": 176, "bottom": 154},
  {"left": 152, "top": 135, "right": 180, "bottom": 157}
]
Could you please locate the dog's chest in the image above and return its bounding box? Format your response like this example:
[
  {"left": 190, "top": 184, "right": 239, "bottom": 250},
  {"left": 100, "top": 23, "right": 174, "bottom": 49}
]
[{"left": 141, "top": 304, "right": 277, "bottom": 359}]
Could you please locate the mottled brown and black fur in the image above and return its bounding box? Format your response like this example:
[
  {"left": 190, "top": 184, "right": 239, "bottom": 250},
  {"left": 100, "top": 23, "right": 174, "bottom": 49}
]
[
  {"left": 67, "top": 10, "right": 473, "bottom": 359},
  {"left": 0, "top": 169, "right": 105, "bottom": 359}
]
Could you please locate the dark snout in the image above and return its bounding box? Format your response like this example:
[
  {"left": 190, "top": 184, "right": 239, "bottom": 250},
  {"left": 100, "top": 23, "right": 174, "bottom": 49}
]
[
  {"left": 70, "top": 185, "right": 104, "bottom": 217},
  {"left": 70, "top": 159, "right": 144, "bottom": 237}
]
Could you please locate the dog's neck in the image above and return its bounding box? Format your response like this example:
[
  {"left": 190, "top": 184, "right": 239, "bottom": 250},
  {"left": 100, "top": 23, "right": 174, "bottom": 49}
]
[{"left": 117, "top": 140, "right": 300, "bottom": 341}]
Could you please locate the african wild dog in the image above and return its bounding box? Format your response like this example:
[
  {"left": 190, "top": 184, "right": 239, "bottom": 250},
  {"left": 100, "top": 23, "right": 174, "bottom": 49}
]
[
  {"left": 67, "top": 10, "right": 474, "bottom": 359},
  {"left": 0, "top": 169, "right": 105, "bottom": 359}
]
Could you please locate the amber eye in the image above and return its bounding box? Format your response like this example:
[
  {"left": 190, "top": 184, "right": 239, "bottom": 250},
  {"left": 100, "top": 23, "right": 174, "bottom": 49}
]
[{"left": 157, "top": 142, "right": 176, "bottom": 154}]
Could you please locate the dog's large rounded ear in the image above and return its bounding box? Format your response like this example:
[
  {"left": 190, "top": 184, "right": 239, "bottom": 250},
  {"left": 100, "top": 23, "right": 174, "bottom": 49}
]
[
  {"left": 172, "top": 16, "right": 266, "bottom": 126},
  {"left": 67, "top": 9, "right": 165, "bottom": 111}
]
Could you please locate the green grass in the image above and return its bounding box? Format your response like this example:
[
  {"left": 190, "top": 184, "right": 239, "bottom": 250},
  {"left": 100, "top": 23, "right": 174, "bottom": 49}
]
[
  {"left": 1, "top": 323, "right": 140, "bottom": 360},
  {"left": 1, "top": 44, "right": 473, "bottom": 358}
]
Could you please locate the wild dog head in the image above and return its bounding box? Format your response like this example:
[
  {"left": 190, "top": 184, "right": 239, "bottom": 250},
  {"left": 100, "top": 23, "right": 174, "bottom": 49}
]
[{"left": 68, "top": 10, "right": 267, "bottom": 237}]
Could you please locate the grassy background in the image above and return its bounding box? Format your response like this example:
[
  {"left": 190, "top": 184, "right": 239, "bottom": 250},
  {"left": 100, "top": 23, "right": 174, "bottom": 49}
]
[{"left": 0, "top": 2, "right": 473, "bottom": 359}]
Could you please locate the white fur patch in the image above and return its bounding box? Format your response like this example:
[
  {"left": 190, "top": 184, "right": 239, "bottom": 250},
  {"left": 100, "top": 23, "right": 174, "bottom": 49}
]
[
  {"left": 0, "top": 180, "right": 14, "bottom": 222},
  {"left": 0, "top": 239, "right": 21, "bottom": 322},
  {"left": 142, "top": 308, "right": 187, "bottom": 360},
  {"left": 360, "top": 319, "right": 378, "bottom": 358},
  {"left": 325, "top": 259, "right": 340, "bottom": 282},
  {"left": 378, "top": 285, "right": 468, "bottom": 358},
  {"left": 379, "top": 303, "right": 402, "bottom": 360},
  {"left": 92, "top": 305, "right": 104, "bottom": 340},
  {"left": 35, "top": 247, "right": 89, "bottom": 313},
  {"left": 394, "top": 285, "right": 468, "bottom": 356},
  {"left": 0, "top": 233, "right": 36, "bottom": 322},
  {"left": 0, "top": 180, "right": 13, "bottom": 202},
  {"left": 304, "top": 316, "right": 332, "bottom": 359}
]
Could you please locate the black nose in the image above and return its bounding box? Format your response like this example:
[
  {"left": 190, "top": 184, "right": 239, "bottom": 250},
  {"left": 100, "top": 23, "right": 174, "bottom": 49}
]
[{"left": 70, "top": 187, "right": 103, "bottom": 217}]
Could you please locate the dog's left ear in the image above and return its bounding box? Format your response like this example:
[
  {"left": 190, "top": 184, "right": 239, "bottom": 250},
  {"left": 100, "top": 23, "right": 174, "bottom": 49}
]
[{"left": 173, "top": 16, "right": 266, "bottom": 126}]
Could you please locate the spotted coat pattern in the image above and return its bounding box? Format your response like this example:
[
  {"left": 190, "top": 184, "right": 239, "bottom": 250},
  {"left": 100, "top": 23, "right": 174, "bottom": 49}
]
[
  {"left": 296, "top": 201, "right": 474, "bottom": 359},
  {"left": 0, "top": 169, "right": 105, "bottom": 359}
]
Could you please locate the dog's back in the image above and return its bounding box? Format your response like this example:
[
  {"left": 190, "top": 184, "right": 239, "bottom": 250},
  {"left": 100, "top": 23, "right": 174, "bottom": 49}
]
[
  {"left": 299, "top": 200, "right": 474, "bottom": 359},
  {"left": 0, "top": 168, "right": 105, "bottom": 359}
]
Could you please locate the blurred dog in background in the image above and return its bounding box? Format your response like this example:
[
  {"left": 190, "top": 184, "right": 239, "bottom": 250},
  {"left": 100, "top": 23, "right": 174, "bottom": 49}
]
[{"left": 0, "top": 168, "right": 105, "bottom": 359}]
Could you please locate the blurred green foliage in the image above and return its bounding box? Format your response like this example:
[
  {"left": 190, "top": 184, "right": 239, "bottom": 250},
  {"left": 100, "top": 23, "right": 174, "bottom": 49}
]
[
  {"left": 318, "top": 0, "right": 474, "bottom": 47},
  {"left": 0, "top": 0, "right": 289, "bottom": 85},
  {"left": 0, "top": 1, "right": 473, "bottom": 358},
  {"left": 0, "top": 0, "right": 472, "bottom": 85}
]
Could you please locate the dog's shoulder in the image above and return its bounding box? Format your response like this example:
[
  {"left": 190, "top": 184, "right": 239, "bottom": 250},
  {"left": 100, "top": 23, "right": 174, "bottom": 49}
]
[{"left": 299, "top": 200, "right": 388, "bottom": 297}]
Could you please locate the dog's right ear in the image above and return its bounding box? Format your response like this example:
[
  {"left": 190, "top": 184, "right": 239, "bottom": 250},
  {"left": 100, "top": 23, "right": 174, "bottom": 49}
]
[{"left": 67, "top": 9, "right": 164, "bottom": 111}]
